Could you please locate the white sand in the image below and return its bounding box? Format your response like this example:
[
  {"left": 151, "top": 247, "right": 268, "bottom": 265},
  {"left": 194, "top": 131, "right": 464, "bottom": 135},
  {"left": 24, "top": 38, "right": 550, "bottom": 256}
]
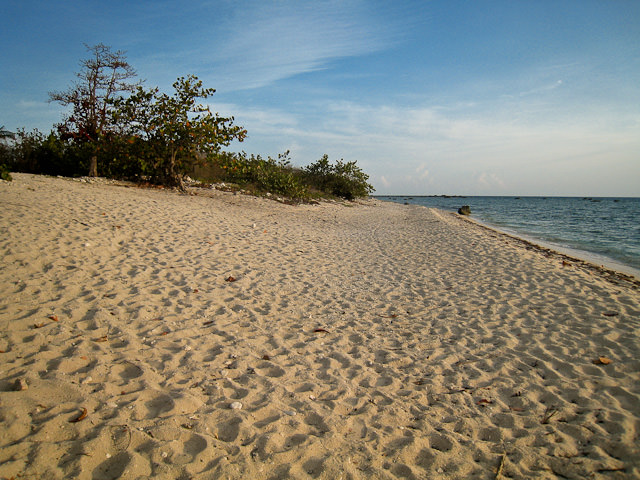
[{"left": 1, "top": 173, "right": 639, "bottom": 479}]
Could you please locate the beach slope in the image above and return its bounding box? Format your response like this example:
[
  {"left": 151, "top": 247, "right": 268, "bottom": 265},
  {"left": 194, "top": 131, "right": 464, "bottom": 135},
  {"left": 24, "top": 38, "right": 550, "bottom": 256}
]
[{"left": 1, "top": 174, "right": 639, "bottom": 479}]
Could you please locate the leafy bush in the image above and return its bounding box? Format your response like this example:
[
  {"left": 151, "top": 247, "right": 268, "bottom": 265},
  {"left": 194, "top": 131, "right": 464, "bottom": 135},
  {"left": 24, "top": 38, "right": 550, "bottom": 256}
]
[
  {"left": 2, "top": 126, "right": 375, "bottom": 201},
  {"left": 4, "top": 129, "right": 90, "bottom": 177},
  {"left": 304, "top": 154, "right": 374, "bottom": 200},
  {"left": 216, "top": 151, "right": 310, "bottom": 201},
  {"left": 0, "top": 164, "right": 11, "bottom": 181},
  {"left": 196, "top": 151, "right": 374, "bottom": 202}
]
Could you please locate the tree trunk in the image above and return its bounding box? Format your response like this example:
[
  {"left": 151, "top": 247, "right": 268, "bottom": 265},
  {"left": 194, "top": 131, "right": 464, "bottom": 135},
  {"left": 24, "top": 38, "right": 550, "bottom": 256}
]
[
  {"left": 88, "top": 155, "right": 98, "bottom": 177},
  {"left": 168, "top": 150, "right": 185, "bottom": 191}
]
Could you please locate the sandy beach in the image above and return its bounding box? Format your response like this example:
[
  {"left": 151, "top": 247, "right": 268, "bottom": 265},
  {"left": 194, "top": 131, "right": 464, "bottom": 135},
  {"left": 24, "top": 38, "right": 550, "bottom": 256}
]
[{"left": 1, "top": 173, "right": 639, "bottom": 480}]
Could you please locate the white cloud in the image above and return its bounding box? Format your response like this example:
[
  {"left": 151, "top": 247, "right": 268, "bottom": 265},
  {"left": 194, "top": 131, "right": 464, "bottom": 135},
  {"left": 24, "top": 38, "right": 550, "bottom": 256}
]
[
  {"left": 222, "top": 96, "right": 640, "bottom": 195},
  {"left": 196, "top": 69, "right": 640, "bottom": 196},
  {"left": 209, "top": 103, "right": 298, "bottom": 130},
  {"left": 193, "top": 1, "right": 396, "bottom": 91},
  {"left": 519, "top": 79, "right": 563, "bottom": 97},
  {"left": 416, "top": 163, "right": 429, "bottom": 180},
  {"left": 477, "top": 172, "right": 505, "bottom": 190}
]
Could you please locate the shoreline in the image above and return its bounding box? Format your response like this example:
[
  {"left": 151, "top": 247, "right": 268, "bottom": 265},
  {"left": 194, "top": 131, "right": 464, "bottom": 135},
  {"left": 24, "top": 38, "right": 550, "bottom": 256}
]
[
  {"left": 464, "top": 215, "right": 640, "bottom": 282},
  {"left": 454, "top": 212, "right": 640, "bottom": 286},
  {"left": 1, "top": 174, "right": 639, "bottom": 479},
  {"left": 376, "top": 195, "right": 640, "bottom": 281}
]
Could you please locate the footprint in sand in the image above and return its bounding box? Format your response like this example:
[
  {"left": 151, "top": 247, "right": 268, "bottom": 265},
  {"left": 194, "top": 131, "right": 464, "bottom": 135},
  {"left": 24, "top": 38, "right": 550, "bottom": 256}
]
[
  {"left": 217, "top": 416, "right": 242, "bottom": 442},
  {"left": 142, "top": 393, "right": 176, "bottom": 419},
  {"left": 114, "top": 362, "right": 144, "bottom": 381},
  {"left": 302, "top": 456, "right": 326, "bottom": 478},
  {"left": 92, "top": 452, "right": 131, "bottom": 479}
]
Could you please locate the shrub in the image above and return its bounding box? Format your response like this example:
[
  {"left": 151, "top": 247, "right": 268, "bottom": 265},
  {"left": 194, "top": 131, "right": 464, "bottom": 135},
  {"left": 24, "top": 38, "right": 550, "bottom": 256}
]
[
  {"left": 0, "top": 164, "right": 11, "bottom": 181},
  {"left": 5, "top": 129, "right": 90, "bottom": 177},
  {"left": 304, "top": 155, "right": 374, "bottom": 200},
  {"left": 216, "top": 151, "right": 310, "bottom": 201}
]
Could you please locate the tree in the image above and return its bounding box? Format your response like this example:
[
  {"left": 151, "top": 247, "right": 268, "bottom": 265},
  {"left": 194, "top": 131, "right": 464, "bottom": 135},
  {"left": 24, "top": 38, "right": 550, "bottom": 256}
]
[
  {"left": 49, "top": 43, "right": 140, "bottom": 176},
  {"left": 112, "top": 75, "right": 247, "bottom": 189}
]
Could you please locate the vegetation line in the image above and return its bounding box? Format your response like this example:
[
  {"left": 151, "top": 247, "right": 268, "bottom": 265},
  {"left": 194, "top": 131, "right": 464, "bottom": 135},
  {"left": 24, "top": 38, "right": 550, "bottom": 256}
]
[{"left": 0, "top": 44, "right": 374, "bottom": 202}]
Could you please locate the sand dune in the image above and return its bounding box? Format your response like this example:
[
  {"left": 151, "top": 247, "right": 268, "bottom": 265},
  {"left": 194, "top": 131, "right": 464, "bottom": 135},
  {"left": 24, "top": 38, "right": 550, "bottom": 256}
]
[{"left": 1, "top": 173, "right": 639, "bottom": 479}]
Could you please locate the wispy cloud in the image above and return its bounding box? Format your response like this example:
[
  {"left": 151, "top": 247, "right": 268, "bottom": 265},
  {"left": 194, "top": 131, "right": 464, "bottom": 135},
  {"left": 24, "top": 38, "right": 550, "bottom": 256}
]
[
  {"left": 188, "top": 1, "right": 400, "bottom": 91},
  {"left": 416, "top": 163, "right": 430, "bottom": 180},
  {"left": 211, "top": 103, "right": 298, "bottom": 129},
  {"left": 18, "top": 100, "right": 50, "bottom": 109},
  {"left": 518, "top": 80, "right": 564, "bottom": 97},
  {"left": 477, "top": 172, "right": 505, "bottom": 189},
  {"left": 215, "top": 95, "right": 640, "bottom": 195}
]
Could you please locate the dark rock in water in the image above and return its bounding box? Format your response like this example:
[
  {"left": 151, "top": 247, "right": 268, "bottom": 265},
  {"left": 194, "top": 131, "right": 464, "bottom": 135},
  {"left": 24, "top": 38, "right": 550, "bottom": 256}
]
[{"left": 458, "top": 205, "right": 471, "bottom": 215}]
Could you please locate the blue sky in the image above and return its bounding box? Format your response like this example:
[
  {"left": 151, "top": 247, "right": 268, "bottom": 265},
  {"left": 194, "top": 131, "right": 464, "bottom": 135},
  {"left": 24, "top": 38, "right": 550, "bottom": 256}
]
[{"left": 1, "top": 0, "right": 639, "bottom": 195}]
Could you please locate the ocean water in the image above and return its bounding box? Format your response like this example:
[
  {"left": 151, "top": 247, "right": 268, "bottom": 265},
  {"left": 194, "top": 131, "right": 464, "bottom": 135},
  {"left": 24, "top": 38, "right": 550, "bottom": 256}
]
[{"left": 376, "top": 196, "right": 640, "bottom": 277}]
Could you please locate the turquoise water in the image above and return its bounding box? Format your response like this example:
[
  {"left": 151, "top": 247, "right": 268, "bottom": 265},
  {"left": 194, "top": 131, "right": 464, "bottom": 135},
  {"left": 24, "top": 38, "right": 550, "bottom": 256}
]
[{"left": 376, "top": 196, "right": 640, "bottom": 276}]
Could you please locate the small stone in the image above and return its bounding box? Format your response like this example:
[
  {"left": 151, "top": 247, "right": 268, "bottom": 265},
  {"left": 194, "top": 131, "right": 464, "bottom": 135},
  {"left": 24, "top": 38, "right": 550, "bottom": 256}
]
[
  {"left": 457, "top": 205, "right": 471, "bottom": 215},
  {"left": 230, "top": 401, "right": 243, "bottom": 410},
  {"left": 13, "top": 378, "right": 28, "bottom": 391}
]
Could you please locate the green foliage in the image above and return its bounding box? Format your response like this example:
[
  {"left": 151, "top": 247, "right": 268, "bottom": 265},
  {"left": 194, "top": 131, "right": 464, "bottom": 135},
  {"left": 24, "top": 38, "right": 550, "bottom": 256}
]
[
  {"left": 304, "top": 154, "right": 374, "bottom": 200},
  {"left": 4, "top": 45, "right": 376, "bottom": 201},
  {"left": 8, "top": 129, "right": 48, "bottom": 173},
  {"left": 204, "top": 151, "right": 374, "bottom": 201},
  {"left": 111, "top": 75, "right": 247, "bottom": 188},
  {"left": 3, "top": 129, "right": 89, "bottom": 177},
  {"left": 0, "top": 126, "right": 14, "bottom": 171},
  {"left": 0, "top": 164, "right": 11, "bottom": 181},
  {"left": 216, "top": 150, "right": 309, "bottom": 201}
]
